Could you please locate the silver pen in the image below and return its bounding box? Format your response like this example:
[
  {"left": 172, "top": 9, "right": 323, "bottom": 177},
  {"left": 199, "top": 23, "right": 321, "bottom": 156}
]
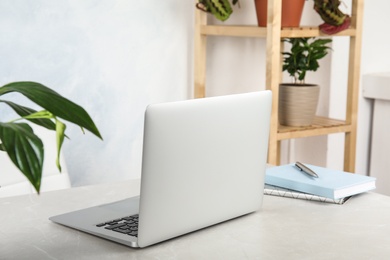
[{"left": 295, "top": 162, "right": 319, "bottom": 178}]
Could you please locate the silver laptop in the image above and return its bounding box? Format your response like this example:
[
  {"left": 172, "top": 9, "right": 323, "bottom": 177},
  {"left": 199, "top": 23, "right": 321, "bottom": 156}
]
[{"left": 50, "top": 91, "right": 272, "bottom": 248}]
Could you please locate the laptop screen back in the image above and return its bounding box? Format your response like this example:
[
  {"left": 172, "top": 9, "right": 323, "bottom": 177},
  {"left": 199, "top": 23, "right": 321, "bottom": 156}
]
[{"left": 137, "top": 91, "right": 272, "bottom": 247}]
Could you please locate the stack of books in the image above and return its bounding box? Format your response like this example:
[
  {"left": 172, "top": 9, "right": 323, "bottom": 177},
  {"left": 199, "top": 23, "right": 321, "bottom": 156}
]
[{"left": 264, "top": 164, "right": 376, "bottom": 205}]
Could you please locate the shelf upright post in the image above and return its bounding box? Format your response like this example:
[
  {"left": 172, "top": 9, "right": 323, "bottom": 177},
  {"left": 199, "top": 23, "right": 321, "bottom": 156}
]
[
  {"left": 266, "top": 0, "right": 283, "bottom": 165},
  {"left": 194, "top": 4, "right": 207, "bottom": 98},
  {"left": 344, "top": 0, "right": 364, "bottom": 172}
]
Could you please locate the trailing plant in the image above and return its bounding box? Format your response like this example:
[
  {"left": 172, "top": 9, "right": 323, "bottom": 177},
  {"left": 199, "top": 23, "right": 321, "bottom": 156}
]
[
  {"left": 282, "top": 38, "right": 332, "bottom": 84},
  {"left": 196, "top": 0, "right": 240, "bottom": 21},
  {"left": 0, "top": 81, "right": 102, "bottom": 193},
  {"left": 313, "top": 0, "right": 351, "bottom": 34}
]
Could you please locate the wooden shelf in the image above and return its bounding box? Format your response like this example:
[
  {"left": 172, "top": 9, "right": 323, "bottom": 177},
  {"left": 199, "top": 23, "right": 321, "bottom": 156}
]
[
  {"left": 201, "top": 25, "right": 357, "bottom": 38},
  {"left": 280, "top": 26, "right": 356, "bottom": 38},
  {"left": 277, "top": 117, "right": 352, "bottom": 140},
  {"left": 200, "top": 25, "right": 267, "bottom": 37},
  {"left": 194, "top": 0, "right": 364, "bottom": 172}
]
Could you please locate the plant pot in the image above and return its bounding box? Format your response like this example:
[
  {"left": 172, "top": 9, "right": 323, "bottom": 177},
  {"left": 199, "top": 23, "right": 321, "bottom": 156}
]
[
  {"left": 279, "top": 84, "right": 320, "bottom": 126},
  {"left": 254, "top": 0, "right": 306, "bottom": 27}
]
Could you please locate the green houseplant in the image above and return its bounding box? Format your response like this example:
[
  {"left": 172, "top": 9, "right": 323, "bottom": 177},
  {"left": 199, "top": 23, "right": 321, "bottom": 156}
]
[
  {"left": 196, "top": 0, "right": 240, "bottom": 21},
  {"left": 279, "top": 37, "right": 332, "bottom": 126},
  {"left": 313, "top": 0, "right": 351, "bottom": 34},
  {"left": 0, "top": 81, "right": 102, "bottom": 193}
]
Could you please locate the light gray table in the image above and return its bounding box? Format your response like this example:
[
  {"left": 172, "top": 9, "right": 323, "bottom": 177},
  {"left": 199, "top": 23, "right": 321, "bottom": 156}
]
[{"left": 1, "top": 179, "right": 390, "bottom": 259}]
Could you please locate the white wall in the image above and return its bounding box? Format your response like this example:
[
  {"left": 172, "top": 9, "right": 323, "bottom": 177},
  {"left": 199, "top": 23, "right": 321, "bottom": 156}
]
[
  {"left": 1, "top": 1, "right": 388, "bottom": 187},
  {"left": 0, "top": 0, "right": 194, "bottom": 186}
]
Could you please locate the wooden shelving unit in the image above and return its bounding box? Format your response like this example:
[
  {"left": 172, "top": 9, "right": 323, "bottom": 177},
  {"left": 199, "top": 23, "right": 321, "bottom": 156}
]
[{"left": 194, "top": 0, "right": 364, "bottom": 172}]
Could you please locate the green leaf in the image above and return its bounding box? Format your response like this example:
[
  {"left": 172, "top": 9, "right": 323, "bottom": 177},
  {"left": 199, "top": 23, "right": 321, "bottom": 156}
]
[
  {"left": 0, "top": 100, "right": 56, "bottom": 130},
  {"left": 202, "top": 0, "right": 233, "bottom": 21},
  {"left": 0, "top": 82, "right": 102, "bottom": 139},
  {"left": 312, "top": 52, "right": 327, "bottom": 60},
  {"left": 298, "top": 71, "right": 306, "bottom": 81},
  {"left": 22, "top": 110, "right": 53, "bottom": 120},
  {"left": 312, "top": 38, "right": 332, "bottom": 46},
  {"left": 0, "top": 122, "right": 43, "bottom": 193},
  {"left": 55, "top": 119, "right": 66, "bottom": 172}
]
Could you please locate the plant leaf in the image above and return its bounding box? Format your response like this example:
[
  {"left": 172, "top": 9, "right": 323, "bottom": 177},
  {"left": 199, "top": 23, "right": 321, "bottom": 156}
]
[
  {"left": 0, "top": 100, "right": 56, "bottom": 130},
  {"left": 203, "top": 0, "right": 233, "bottom": 21},
  {"left": 0, "top": 122, "right": 43, "bottom": 193},
  {"left": 0, "top": 82, "right": 102, "bottom": 139},
  {"left": 55, "top": 119, "right": 66, "bottom": 172}
]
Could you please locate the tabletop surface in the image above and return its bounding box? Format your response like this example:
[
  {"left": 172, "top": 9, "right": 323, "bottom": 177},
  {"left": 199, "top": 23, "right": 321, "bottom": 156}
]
[{"left": 1, "top": 179, "right": 390, "bottom": 260}]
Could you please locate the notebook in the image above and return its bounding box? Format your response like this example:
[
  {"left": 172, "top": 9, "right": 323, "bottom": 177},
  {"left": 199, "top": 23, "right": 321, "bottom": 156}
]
[
  {"left": 50, "top": 91, "right": 272, "bottom": 248},
  {"left": 265, "top": 164, "right": 376, "bottom": 200},
  {"left": 264, "top": 184, "right": 351, "bottom": 204}
]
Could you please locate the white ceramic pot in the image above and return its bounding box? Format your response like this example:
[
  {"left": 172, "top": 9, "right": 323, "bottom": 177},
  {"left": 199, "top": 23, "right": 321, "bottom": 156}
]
[{"left": 278, "top": 83, "right": 320, "bottom": 126}]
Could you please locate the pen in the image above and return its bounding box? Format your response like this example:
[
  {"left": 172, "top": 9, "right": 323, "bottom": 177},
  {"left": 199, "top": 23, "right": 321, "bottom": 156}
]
[{"left": 295, "top": 162, "right": 319, "bottom": 178}]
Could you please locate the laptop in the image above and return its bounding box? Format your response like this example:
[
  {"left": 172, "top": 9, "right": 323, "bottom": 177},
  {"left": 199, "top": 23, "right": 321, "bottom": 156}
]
[{"left": 50, "top": 91, "right": 272, "bottom": 248}]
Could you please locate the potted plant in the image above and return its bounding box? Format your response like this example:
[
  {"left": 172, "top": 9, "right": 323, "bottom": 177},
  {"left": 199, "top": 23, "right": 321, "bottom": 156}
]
[
  {"left": 255, "top": 0, "right": 306, "bottom": 27},
  {"left": 313, "top": 0, "right": 351, "bottom": 35},
  {"left": 195, "top": 0, "right": 240, "bottom": 21},
  {"left": 0, "top": 81, "right": 102, "bottom": 193},
  {"left": 279, "top": 37, "right": 332, "bottom": 126}
]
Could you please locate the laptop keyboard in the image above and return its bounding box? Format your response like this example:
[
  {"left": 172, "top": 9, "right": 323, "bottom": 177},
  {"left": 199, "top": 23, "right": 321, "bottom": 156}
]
[{"left": 96, "top": 214, "right": 139, "bottom": 237}]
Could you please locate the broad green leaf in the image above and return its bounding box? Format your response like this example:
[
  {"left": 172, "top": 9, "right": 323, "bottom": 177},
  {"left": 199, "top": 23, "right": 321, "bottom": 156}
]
[
  {"left": 0, "top": 100, "right": 56, "bottom": 130},
  {"left": 0, "top": 82, "right": 102, "bottom": 139},
  {"left": 312, "top": 38, "right": 332, "bottom": 46},
  {"left": 0, "top": 122, "right": 43, "bottom": 193}
]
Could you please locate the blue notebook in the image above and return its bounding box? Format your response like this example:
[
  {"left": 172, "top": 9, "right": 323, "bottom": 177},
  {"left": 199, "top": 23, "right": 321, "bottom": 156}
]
[{"left": 265, "top": 164, "right": 376, "bottom": 200}]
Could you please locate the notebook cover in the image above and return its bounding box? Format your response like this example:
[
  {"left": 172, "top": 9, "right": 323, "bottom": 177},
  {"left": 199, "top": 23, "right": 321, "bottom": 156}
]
[
  {"left": 264, "top": 184, "right": 350, "bottom": 205},
  {"left": 265, "top": 164, "right": 376, "bottom": 199}
]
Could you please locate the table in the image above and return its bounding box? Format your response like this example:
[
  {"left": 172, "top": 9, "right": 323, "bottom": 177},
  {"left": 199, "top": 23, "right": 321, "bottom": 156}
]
[{"left": 1, "top": 179, "right": 390, "bottom": 259}]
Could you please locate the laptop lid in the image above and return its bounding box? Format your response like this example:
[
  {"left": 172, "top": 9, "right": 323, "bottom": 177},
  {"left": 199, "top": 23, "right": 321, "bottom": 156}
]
[{"left": 137, "top": 91, "right": 271, "bottom": 247}]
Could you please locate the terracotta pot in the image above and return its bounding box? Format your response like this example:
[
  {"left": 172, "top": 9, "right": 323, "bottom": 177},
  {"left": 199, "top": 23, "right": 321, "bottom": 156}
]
[
  {"left": 278, "top": 84, "right": 320, "bottom": 126},
  {"left": 254, "top": 0, "right": 305, "bottom": 27}
]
